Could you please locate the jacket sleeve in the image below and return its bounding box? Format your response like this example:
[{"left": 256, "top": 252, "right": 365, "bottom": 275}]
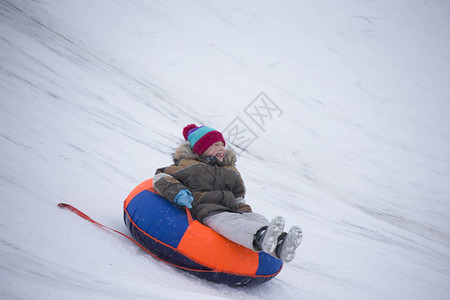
[
  {"left": 229, "top": 166, "right": 246, "bottom": 199},
  {"left": 227, "top": 166, "right": 251, "bottom": 212},
  {"left": 153, "top": 166, "right": 188, "bottom": 202}
]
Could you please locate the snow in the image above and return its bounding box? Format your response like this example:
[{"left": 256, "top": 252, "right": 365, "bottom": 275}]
[{"left": 1, "top": 0, "right": 450, "bottom": 299}]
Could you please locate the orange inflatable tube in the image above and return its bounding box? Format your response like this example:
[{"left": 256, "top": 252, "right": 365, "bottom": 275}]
[{"left": 123, "top": 178, "right": 282, "bottom": 286}]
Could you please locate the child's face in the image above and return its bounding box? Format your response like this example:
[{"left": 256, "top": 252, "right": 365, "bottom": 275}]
[{"left": 203, "top": 141, "right": 225, "bottom": 162}]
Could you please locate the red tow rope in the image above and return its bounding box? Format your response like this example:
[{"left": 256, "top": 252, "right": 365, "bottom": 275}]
[{"left": 57, "top": 203, "right": 214, "bottom": 273}]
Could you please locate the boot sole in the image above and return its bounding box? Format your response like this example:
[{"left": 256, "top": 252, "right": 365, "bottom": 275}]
[
  {"left": 261, "top": 216, "right": 285, "bottom": 253},
  {"left": 280, "top": 226, "right": 303, "bottom": 263}
]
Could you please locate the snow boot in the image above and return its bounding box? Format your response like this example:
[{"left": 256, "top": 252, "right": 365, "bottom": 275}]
[
  {"left": 274, "top": 226, "right": 303, "bottom": 263},
  {"left": 253, "top": 216, "right": 285, "bottom": 253}
]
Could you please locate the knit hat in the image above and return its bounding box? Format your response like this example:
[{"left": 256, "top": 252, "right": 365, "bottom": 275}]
[{"left": 182, "top": 124, "right": 226, "bottom": 155}]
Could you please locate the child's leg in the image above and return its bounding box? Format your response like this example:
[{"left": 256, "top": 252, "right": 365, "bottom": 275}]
[
  {"left": 242, "top": 211, "right": 271, "bottom": 224},
  {"left": 203, "top": 212, "right": 269, "bottom": 250}
]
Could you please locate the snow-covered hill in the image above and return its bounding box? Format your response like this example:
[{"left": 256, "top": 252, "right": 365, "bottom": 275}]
[{"left": 1, "top": 0, "right": 449, "bottom": 299}]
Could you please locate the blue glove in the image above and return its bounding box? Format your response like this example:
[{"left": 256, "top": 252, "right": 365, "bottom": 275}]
[{"left": 174, "top": 189, "right": 193, "bottom": 209}]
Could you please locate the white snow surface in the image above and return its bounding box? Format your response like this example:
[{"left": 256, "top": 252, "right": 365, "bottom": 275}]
[{"left": 1, "top": 0, "right": 450, "bottom": 299}]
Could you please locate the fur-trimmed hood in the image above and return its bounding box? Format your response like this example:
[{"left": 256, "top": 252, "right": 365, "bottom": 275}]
[{"left": 172, "top": 143, "right": 237, "bottom": 166}]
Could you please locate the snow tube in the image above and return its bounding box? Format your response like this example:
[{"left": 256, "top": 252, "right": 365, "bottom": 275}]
[{"left": 123, "top": 179, "right": 283, "bottom": 287}]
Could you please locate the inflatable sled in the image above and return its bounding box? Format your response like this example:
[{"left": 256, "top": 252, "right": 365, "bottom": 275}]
[{"left": 123, "top": 179, "right": 283, "bottom": 287}]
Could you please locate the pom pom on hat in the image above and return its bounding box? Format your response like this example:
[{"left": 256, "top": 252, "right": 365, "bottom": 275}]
[
  {"left": 182, "top": 124, "right": 225, "bottom": 155},
  {"left": 183, "top": 124, "right": 198, "bottom": 140}
]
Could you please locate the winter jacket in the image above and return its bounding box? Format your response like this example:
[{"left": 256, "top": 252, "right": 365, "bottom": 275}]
[{"left": 153, "top": 143, "right": 252, "bottom": 223}]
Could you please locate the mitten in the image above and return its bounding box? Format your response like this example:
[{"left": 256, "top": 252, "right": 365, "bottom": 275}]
[{"left": 174, "top": 189, "right": 194, "bottom": 208}]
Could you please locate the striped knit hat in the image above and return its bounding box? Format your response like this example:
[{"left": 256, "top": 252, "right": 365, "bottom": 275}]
[{"left": 182, "top": 124, "right": 225, "bottom": 155}]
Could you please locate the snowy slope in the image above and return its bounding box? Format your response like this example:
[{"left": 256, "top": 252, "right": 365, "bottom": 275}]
[{"left": 1, "top": 0, "right": 450, "bottom": 299}]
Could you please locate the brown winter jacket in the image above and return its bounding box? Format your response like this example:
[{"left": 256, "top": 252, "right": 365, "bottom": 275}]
[{"left": 153, "top": 143, "right": 252, "bottom": 223}]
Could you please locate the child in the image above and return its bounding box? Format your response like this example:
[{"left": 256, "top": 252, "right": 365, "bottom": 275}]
[{"left": 153, "top": 124, "right": 302, "bottom": 262}]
